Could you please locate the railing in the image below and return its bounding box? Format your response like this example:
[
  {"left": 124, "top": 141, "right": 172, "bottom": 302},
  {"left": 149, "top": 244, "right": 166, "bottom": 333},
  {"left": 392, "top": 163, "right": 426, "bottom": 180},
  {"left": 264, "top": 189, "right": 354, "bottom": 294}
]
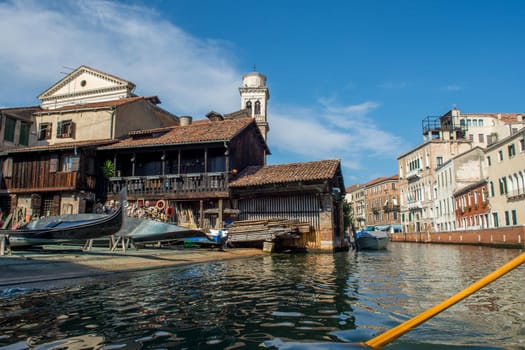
[
  {"left": 106, "top": 172, "right": 228, "bottom": 195},
  {"left": 405, "top": 169, "right": 422, "bottom": 180},
  {"left": 506, "top": 189, "right": 525, "bottom": 200},
  {"left": 7, "top": 171, "right": 79, "bottom": 192},
  {"left": 407, "top": 200, "right": 423, "bottom": 210}
]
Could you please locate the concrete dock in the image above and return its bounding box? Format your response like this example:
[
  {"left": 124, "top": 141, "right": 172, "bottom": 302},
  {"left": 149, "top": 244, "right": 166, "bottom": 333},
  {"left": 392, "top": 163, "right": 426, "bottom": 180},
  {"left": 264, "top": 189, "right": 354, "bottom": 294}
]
[{"left": 0, "top": 246, "right": 262, "bottom": 290}]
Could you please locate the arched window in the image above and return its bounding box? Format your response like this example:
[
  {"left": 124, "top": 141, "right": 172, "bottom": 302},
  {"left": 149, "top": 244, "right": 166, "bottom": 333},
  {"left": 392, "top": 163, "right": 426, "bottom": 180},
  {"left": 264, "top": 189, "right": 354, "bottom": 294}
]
[
  {"left": 246, "top": 101, "right": 252, "bottom": 114},
  {"left": 254, "top": 100, "right": 261, "bottom": 115}
]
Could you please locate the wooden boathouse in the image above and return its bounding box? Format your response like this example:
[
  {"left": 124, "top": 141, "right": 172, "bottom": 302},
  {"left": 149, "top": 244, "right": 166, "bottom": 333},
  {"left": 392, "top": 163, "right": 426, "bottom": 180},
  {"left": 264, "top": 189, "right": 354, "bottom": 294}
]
[
  {"left": 99, "top": 113, "right": 270, "bottom": 231},
  {"left": 229, "top": 159, "right": 347, "bottom": 251}
]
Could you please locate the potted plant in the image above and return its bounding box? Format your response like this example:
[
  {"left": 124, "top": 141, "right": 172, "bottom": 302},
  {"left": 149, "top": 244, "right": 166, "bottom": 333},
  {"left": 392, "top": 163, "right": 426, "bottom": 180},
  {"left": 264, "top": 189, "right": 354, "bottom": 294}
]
[{"left": 101, "top": 159, "right": 115, "bottom": 179}]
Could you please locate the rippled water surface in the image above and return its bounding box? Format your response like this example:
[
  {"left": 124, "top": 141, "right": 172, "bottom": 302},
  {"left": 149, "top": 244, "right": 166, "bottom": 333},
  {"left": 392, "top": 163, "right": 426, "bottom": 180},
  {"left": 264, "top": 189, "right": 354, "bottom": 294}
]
[{"left": 1, "top": 243, "right": 524, "bottom": 349}]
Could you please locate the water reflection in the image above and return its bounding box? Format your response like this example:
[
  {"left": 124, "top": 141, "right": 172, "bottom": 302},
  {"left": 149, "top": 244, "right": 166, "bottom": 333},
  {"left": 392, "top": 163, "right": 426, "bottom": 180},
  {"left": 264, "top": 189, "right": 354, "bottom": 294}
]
[{"left": 0, "top": 243, "right": 524, "bottom": 349}]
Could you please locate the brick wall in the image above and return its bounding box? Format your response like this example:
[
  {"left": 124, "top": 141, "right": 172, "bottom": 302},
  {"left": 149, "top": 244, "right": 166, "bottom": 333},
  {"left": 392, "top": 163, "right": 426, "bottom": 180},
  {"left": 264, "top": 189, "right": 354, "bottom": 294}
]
[{"left": 391, "top": 226, "right": 525, "bottom": 248}]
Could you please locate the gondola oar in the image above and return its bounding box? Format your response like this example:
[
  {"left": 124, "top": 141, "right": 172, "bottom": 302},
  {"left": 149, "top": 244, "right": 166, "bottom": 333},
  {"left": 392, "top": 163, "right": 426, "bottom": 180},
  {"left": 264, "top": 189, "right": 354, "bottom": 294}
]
[{"left": 364, "top": 251, "right": 525, "bottom": 349}]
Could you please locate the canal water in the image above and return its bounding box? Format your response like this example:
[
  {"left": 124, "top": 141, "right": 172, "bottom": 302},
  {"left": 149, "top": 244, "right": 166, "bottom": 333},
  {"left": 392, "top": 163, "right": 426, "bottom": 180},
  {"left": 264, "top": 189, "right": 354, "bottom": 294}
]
[{"left": 1, "top": 243, "right": 524, "bottom": 350}]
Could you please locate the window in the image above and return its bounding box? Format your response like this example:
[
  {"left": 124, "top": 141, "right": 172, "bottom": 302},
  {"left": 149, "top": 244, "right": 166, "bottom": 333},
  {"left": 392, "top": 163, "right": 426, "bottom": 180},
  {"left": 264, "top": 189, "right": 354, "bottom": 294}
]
[
  {"left": 56, "top": 120, "right": 75, "bottom": 138},
  {"left": 436, "top": 156, "right": 443, "bottom": 166},
  {"left": 487, "top": 134, "right": 493, "bottom": 145},
  {"left": 60, "top": 154, "right": 79, "bottom": 172},
  {"left": 487, "top": 156, "right": 491, "bottom": 166},
  {"left": 493, "top": 212, "right": 499, "bottom": 227},
  {"left": 4, "top": 117, "right": 16, "bottom": 142},
  {"left": 472, "top": 120, "right": 478, "bottom": 127},
  {"left": 498, "top": 150, "right": 503, "bottom": 161},
  {"left": 254, "top": 100, "right": 261, "bottom": 115},
  {"left": 508, "top": 144, "right": 516, "bottom": 158},
  {"left": 504, "top": 211, "right": 510, "bottom": 226},
  {"left": 19, "top": 122, "right": 30, "bottom": 146},
  {"left": 245, "top": 101, "right": 252, "bottom": 114},
  {"left": 469, "top": 134, "right": 474, "bottom": 141},
  {"left": 478, "top": 134, "right": 484, "bottom": 143},
  {"left": 478, "top": 119, "right": 484, "bottom": 126},
  {"left": 38, "top": 123, "right": 52, "bottom": 140},
  {"left": 512, "top": 210, "right": 517, "bottom": 225},
  {"left": 520, "top": 138, "right": 525, "bottom": 152}
]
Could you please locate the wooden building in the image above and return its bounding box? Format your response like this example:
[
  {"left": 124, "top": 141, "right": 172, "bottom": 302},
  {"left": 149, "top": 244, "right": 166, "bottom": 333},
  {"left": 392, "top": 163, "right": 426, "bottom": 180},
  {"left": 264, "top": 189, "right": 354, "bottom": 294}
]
[
  {"left": 1, "top": 139, "right": 117, "bottom": 219},
  {"left": 0, "top": 66, "right": 179, "bottom": 218},
  {"left": 99, "top": 114, "right": 269, "bottom": 231},
  {"left": 228, "top": 159, "right": 347, "bottom": 251}
]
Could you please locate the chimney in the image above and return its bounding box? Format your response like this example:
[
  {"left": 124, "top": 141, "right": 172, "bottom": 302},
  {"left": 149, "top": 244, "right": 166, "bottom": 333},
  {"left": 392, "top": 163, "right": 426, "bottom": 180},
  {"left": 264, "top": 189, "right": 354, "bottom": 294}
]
[{"left": 180, "top": 116, "right": 192, "bottom": 126}]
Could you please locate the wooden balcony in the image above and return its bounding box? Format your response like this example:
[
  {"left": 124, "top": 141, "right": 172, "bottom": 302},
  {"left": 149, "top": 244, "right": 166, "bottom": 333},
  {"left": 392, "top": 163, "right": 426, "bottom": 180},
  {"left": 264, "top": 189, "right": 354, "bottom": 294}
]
[{"left": 106, "top": 172, "right": 228, "bottom": 197}]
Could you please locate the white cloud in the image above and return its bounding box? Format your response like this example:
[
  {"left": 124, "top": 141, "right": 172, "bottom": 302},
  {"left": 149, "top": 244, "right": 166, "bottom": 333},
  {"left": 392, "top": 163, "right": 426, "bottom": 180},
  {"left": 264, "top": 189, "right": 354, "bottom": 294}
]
[
  {"left": 269, "top": 99, "right": 406, "bottom": 172},
  {"left": 0, "top": 0, "right": 240, "bottom": 115}
]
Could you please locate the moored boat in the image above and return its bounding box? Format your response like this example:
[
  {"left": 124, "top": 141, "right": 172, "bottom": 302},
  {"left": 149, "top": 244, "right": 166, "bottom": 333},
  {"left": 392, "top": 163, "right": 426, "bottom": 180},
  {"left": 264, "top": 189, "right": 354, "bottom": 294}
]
[
  {"left": 123, "top": 217, "right": 211, "bottom": 244},
  {"left": 2, "top": 189, "right": 125, "bottom": 248},
  {"left": 355, "top": 226, "right": 389, "bottom": 250}
]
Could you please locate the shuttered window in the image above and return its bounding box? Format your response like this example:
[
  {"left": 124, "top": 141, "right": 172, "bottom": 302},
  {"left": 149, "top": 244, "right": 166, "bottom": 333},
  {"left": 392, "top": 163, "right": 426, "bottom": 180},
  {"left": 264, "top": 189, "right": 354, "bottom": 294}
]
[
  {"left": 4, "top": 117, "right": 16, "bottom": 142},
  {"left": 19, "top": 122, "right": 30, "bottom": 146}
]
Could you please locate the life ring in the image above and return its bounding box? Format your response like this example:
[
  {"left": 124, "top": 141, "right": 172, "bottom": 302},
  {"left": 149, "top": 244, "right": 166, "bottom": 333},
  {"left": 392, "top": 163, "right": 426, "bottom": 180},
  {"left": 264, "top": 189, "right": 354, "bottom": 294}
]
[
  {"left": 166, "top": 206, "right": 175, "bottom": 218},
  {"left": 156, "top": 200, "right": 166, "bottom": 210}
]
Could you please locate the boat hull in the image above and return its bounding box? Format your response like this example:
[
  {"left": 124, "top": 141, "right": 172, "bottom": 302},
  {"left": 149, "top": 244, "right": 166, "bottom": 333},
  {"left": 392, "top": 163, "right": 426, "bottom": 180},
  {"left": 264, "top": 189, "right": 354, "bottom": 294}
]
[
  {"left": 124, "top": 218, "right": 211, "bottom": 244},
  {"left": 355, "top": 229, "right": 390, "bottom": 250},
  {"left": 2, "top": 205, "right": 123, "bottom": 248},
  {"left": 356, "top": 236, "right": 389, "bottom": 250}
]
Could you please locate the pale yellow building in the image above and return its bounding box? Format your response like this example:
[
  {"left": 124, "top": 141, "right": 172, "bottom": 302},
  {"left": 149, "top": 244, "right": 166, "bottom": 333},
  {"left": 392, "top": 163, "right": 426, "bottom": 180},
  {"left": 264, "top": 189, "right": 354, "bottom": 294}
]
[{"left": 485, "top": 127, "right": 525, "bottom": 227}]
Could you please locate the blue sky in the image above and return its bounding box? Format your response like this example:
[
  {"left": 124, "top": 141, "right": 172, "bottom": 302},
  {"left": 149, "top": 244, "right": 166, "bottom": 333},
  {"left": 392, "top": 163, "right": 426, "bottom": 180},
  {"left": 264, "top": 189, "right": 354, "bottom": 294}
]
[{"left": 1, "top": 1, "right": 524, "bottom": 187}]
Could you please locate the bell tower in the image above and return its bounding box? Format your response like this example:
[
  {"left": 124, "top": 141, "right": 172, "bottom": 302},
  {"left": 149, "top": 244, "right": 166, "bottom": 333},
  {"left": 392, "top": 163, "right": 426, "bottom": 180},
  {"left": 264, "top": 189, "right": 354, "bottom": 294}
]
[{"left": 239, "top": 69, "right": 270, "bottom": 141}]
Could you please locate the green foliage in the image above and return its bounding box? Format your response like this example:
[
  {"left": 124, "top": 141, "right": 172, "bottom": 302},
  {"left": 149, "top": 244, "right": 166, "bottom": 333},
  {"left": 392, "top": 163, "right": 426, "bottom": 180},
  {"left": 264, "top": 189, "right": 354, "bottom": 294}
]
[{"left": 101, "top": 159, "right": 115, "bottom": 178}]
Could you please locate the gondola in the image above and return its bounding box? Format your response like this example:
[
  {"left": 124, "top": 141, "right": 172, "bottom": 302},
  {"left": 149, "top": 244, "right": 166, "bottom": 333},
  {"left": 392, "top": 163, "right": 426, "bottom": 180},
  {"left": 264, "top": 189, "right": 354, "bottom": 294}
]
[{"left": 1, "top": 189, "right": 125, "bottom": 248}]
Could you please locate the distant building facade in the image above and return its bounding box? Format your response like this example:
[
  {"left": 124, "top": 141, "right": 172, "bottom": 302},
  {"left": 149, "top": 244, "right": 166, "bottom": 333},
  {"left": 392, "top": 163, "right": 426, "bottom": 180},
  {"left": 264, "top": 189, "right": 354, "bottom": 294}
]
[
  {"left": 398, "top": 108, "right": 524, "bottom": 233},
  {"left": 485, "top": 128, "right": 525, "bottom": 228},
  {"left": 345, "top": 175, "right": 400, "bottom": 231}
]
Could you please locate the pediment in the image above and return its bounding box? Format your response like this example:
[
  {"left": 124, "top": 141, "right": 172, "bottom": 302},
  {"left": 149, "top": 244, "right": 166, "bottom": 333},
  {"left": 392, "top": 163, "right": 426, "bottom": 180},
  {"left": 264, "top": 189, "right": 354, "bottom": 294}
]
[{"left": 38, "top": 65, "right": 135, "bottom": 102}]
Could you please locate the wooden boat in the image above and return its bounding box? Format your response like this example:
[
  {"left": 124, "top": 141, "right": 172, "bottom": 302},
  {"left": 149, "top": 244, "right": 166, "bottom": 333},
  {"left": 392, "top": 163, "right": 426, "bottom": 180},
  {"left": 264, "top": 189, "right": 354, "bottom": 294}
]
[
  {"left": 2, "top": 189, "right": 125, "bottom": 248},
  {"left": 355, "top": 226, "right": 389, "bottom": 250},
  {"left": 123, "top": 217, "right": 211, "bottom": 244}
]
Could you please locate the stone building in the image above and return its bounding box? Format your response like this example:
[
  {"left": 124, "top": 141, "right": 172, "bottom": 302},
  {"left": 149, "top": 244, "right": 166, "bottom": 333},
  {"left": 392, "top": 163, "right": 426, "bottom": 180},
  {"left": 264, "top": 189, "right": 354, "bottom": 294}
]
[
  {"left": 485, "top": 127, "right": 525, "bottom": 228},
  {"left": 364, "top": 175, "right": 400, "bottom": 230},
  {"left": 434, "top": 147, "right": 487, "bottom": 231},
  {"left": 345, "top": 183, "right": 366, "bottom": 230},
  {"left": 398, "top": 108, "right": 524, "bottom": 233}
]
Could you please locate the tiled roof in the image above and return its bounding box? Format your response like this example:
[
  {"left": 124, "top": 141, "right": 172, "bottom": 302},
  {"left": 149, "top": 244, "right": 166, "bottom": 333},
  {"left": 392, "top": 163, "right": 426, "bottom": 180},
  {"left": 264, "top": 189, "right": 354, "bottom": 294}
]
[
  {"left": 0, "top": 106, "right": 42, "bottom": 121},
  {"left": 229, "top": 159, "right": 341, "bottom": 188},
  {"left": 365, "top": 174, "right": 399, "bottom": 187},
  {"left": 99, "top": 117, "right": 264, "bottom": 150},
  {"left": 34, "top": 96, "right": 144, "bottom": 113},
  {"left": 5, "top": 139, "right": 117, "bottom": 154},
  {"left": 346, "top": 184, "right": 363, "bottom": 193}
]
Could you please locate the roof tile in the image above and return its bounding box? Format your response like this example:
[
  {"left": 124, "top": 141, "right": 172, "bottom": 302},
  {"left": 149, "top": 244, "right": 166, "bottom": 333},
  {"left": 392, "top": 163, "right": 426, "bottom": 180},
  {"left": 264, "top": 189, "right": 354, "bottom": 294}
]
[
  {"left": 229, "top": 159, "right": 340, "bottom": 187},
  {"left": 100, "top": 117, "right": 260, "bottom": 150}
]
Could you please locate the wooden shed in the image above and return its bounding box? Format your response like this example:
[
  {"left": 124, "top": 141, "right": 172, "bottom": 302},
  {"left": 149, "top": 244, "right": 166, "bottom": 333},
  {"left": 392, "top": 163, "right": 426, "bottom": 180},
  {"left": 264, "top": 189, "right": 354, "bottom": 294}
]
[{"left": 229, "top": 159, "right": 347, "bottom": 251}]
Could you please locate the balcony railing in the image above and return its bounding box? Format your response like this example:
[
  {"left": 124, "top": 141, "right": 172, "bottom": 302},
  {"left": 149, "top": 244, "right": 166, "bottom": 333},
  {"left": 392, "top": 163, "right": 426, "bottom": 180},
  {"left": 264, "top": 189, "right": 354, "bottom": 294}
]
[
  {"left": 106, "top": 172, "right": 228, "bottom": 196},
  {"left": 506, "top": 189, "right": 525, "bottom": 201},
  {"left": 405, "top": 168, "right": 422, "bottom": 180},
  {"left": 407, "top": 200, "right": 422, "bottom": 210}
]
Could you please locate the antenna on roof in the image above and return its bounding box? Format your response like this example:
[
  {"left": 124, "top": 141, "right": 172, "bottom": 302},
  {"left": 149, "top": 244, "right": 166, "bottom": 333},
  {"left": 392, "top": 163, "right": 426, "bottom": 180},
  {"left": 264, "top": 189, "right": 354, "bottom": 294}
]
[
  {"left": 253, "top": 64, "right": 256, "bottom": 72},
  {"left": 60, "top": 66, "right": 75, "bottom": 75}
]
